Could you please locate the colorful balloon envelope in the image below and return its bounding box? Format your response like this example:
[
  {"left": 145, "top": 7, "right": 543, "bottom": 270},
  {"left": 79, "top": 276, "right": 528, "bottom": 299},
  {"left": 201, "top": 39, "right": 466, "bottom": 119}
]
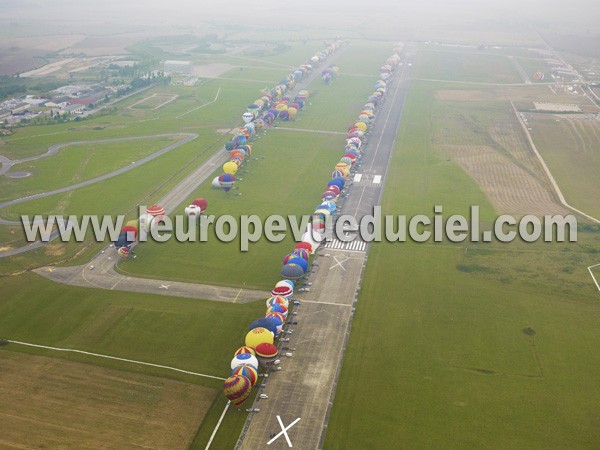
[
  {"left": 223, "top": 375, "right": 252, "bottom": 407},
  {"left": 231, "top": 365, "right": 258, "bottom": 386},
  {"left": 234, "top": 346, "right": 256, "bottom": 357},
  {"left": 192, "top": 198, "right": 208, "bottom": 212},
  {"left": 282, "top": 253, "right": 295, "bottom": 265},
  {"left": 249, "top": 317, "right": 278, "bottom": 336},
  {"left": 117, "top": 246, "right": 130, "bottom": 259},
  {"left": 223, "top": 161, "right": 238, "bottom": 174},
  {"left": 266, "top": 296, "right": 289, "bottom": 308},
  {"left": 295, "top": 241, "right": 313, "bottom": 253},
  {"left": 286, "top": 257, "right": 308, "bottom": 273},
  {"left": 326, "top": 185, "right": 341, "bottom": 195},
  {"left": 230, "top": 353, "right": 259, "bottom": 370},
  {"left": 292, "top": 248, "right": 309, "bottom": 261},
  {"left": 271, "top": 285, "right": 293, "bottom": 298},
  {"left": 340, "top": 156, "right": 353, "bottom": 166},
  {"left": 280, "top": 263, "right": 304, "bottom": 281},
  {"left": 185, "top": 204, "right": 202, "bottom": 217},
  {"left": 266, "top": 303, "right": 288, "bottom": 316},
  {"left": 275, "top": 279, "right": 295, "bottom": 289},
  {"left": 218, "top": 173, "right": 236, "bottom": 192},
  {"left": 245, "top": 327, "right": 274, "bottom": 349},
  {"left": 266, "top": 311, "right": 286, "bottom": 324},
  {"left": 146, "top": 205, "right": 165, "bottom": 217},
  {"left": 354, "top": 122, "right": 367, "bottom": 132},
  {"left": 255, "top": 343, "right": 279, "bottom": 368},
  {"left": 335, "top": 162, "right": 350, "bottom": 172}
]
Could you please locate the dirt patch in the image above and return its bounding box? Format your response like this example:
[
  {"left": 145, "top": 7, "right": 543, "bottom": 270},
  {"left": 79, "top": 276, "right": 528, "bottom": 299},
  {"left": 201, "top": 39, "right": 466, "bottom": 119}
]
[
  {"left": 445, "top": 144, "right": 569, "bottom": 217},
  {"left": 0, "top": 351, "right": 216, "bottom": 449},
  {"left": 44, "top": 244, "right": 66, "bottom": 256}
]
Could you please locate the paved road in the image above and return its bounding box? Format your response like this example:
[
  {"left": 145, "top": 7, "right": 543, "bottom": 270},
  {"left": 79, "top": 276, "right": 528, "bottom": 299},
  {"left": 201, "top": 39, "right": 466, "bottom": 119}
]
[
  {"left": 28, "top": 46, "right": 348, "bottom": 302},
  {"left": 236, "top": 45, "right": 416, "bottom": 450}
]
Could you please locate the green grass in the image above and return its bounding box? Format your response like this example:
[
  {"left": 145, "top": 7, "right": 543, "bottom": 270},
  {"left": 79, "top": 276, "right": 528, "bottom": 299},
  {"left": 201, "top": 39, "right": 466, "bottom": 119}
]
[
  {"left": 0, "top": 136, "right": 181, "bottom": 202},
  {"left": 416, "top": 48, "right": 522, "bottom": 84},
  {"left": 514, "top": 56, "right": 553, "bottom": 82},
  {"left": 529, "top": 117, "right": 600, "bottom": 220},
  {"left": 323, "top": 78, "right": 600, "bottom": 449},
  {"left": 119, "top": 130, "right": 344, "bottom": 290}
]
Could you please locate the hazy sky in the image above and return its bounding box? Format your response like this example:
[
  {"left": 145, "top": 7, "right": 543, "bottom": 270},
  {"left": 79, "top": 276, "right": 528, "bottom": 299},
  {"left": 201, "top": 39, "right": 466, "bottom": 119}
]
[{"left": 1, "top": 0, "right": 599, "bottom": 36}]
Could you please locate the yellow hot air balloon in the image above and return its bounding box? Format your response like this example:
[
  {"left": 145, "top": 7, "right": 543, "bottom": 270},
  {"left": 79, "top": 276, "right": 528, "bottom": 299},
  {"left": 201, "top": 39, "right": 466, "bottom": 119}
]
[
  {"left": 245, "top": 327, "right": 274, "bottom": 349},
  {"left": 223, "top": 161, "right": 238, "bottom": 174},
  {"left": 275, "top": 103, "right": 288, "bottom": 112},
  {"left": 288, "top": 107, "right": 297, "bottom": 120},
  {"left": 354, "top": 122, "right": 367, "bottom": 132},
  {"left": 335, "top": 162, "right": 350, "bottom": 172}
]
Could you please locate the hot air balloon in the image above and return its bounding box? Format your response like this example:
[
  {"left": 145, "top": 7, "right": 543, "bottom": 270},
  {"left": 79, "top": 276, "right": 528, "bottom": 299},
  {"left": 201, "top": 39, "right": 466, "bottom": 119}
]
[
  {"left": 275, "top": 279, "right": 295, "bottom": 289},
  {"left": 249, "top": 318, "right": 278, "bottom": 336},
  {"left": 280, "top": 263, "right": 304, "bottom": 281},
  {"left": 231, "top": 353, "right": 259, "bottom": 370},
  {"left": 266, "top": 303, "right": 288, "bottom": 317},
  {"left": 117, "top": 246, "right": 130, "bottom": 259},
  {"left": 223, "top": 161, "right": 238, "bottom": 175},
  {"left": 266, "top": 296, "right": 289, "bottom": 308},
  {"left": 245, "top": 327, "right": 274, "bottom": 348},
  {"left": 255, "top": 343, "right": 279, "bottom": 368},
  {"left": 185, "top": 204, "right": 202, "bottom": 217},
  {"left": 295, "top": 241, "right": 313, "bottom": 253},
  {"left": 192, "top": 198, "right": 207, "bottom": 212},
  {"left": 242, "top": 112, "right": 254, "bottom": 123},
  {"left": 271, "top": 285, "right": 293, "bottom": 299},
  {"left": 292, "top": 248, "right": 309, "bottom": 261},
  {"left": 266, "top": 311, "right": 286, "bottom": 324},
  {"left": 231, "top": 365, "right": 258, "bottom": 386},
  {"left": 218, "top": 173, "right": 236, "bottom": 192},
  {"left": 212, "top": 176, "right": 222, "bottom": 189},
  {"left": 223, "top": 375, "right": 252, "bottom": 407},
  {"left": 286, "top": 257, "right": 308, "bottom": 273},
  {"left": 234, "top": 346, "right": 256, "bottom": 357},
  {"left": 146, "top": 205, "right": 165, "bottom": 219}
]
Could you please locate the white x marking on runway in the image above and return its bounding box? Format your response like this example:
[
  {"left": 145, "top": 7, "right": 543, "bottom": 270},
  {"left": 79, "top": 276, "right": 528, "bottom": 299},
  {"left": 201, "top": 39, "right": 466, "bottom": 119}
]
[
  {"left": 267, "top": 415, "right": 301, "bottom": 447},
  {"left": 329, "top": 255, "right": 348, "bottom": 271}
]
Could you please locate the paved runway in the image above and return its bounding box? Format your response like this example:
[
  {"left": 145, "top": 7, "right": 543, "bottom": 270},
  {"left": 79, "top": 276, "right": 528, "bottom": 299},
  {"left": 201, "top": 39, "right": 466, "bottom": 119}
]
[{"left": 236, "top": 45, "right": 417, "bottom": 450}]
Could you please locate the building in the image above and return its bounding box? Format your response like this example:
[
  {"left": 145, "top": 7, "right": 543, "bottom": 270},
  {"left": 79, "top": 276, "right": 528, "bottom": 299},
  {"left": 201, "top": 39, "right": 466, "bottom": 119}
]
[{"left": 164, "top": 60, "right": 192, "bottom": 75}]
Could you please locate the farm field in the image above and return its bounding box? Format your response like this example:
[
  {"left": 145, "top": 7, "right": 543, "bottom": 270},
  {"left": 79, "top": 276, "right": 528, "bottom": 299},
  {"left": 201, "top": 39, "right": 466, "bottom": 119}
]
[
  {"left": 528, "top": 115, "right": 600, "bottom": 220},
  {"left": 0, "top": 351, "right": 215, "bottom": 449},
  {"left": 415, "top": 47, "right": 522, "bottom": 84},
  {"left": 323, "top": 54, "right": 600, "bottom": 448}
]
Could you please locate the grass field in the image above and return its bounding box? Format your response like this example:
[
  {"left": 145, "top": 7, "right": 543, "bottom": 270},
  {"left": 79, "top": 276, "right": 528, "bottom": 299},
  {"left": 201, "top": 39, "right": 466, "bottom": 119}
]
[
  {"left": 416, "top": 48, "right": 522, "bottom": 84},
  {"left": 0, "top": 351, "right": 215, "bottom": 449},
  {"left": 119, "top": 130, "right": 343, "bottom": 290},
  {"left": 528, "top": 116, "right": 600, "bottom": 220},
  {"left": 0, "top": 135, "right": 181, "bottom": 202},
  {"left": 0, "top": 270, "right": 267, "bottom": 448},
  {"left": 323, "top": 61, "right": 600, "bottom": 449}
]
